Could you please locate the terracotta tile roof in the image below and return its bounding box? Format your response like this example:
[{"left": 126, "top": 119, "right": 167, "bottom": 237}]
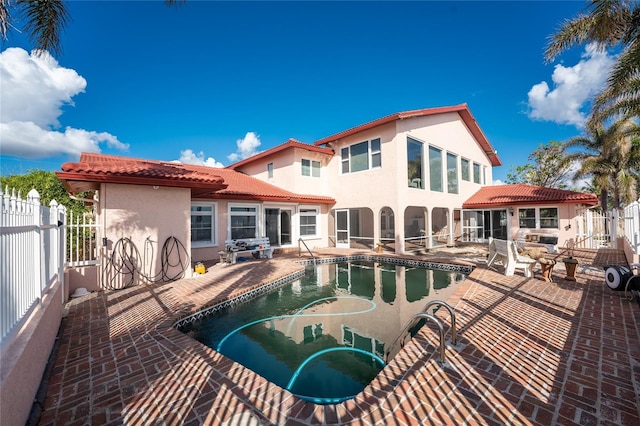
[
  {"left": 227, "top": 138, "right": 334, "bottom": 170},
  {"left": 314, "top": 104, "right": 502, "bottom": 167},
  {"left": 462, "top": 184, "right": 599, "bottom": 208},
  {"left": 56, "top": 153, "right": 335, "bottom": 204},
  {"left": 185, "top": 164, "right": 335, "bottom": 204}
]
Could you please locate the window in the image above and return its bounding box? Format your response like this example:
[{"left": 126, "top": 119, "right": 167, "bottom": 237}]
[
  {"left": 303, "top": 324, "right": 323, "bottom": 344},
  {"left": 518, "top": 208, "right": 536, "bottom": 229},
  {"left": 518, "top": 207, "right": 559, "bottom": 229},
  {"left": 267, "top": 162, "right": 273, "bottom": 178},
  {"left": 447, "top": 152, "right": 458, "bottom": 194},
  {"left": 301, "top": 159, "right": 320, "bottom": 177},
  {"left": 540, "top": 208, "right": 559, "bottom": 228},
  {"left": 473, "top": 162, "right": 481, "bottom": 184},
  {"left": 407, "top": 137, "right": 424, "bottom": 189},
  {"left": 191, "top": 202, "right": 216, "bottom": 246},
  {"left": 340, "top": 138, "right": 382, "bottom": 174},
  {"left": 230, "top": 205, "right": 258, "bottom": 239},
  {"left": 461, "top": 158, "right": 470, "bottom": 181},
  {"left": 371, "top": 138, "right": 381, "bottom": 168},
  {"left": 300, "top": 207, "right": 319, "bottom": 237},
  {"left": 429, "top": 146, "right": 442, "bottom": 192}
]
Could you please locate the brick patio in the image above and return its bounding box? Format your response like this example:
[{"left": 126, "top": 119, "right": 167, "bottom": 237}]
[{"left": 37, "top": 247, "right": 640, "bottom": 425}]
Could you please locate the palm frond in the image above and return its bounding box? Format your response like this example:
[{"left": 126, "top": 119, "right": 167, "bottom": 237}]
[
  {"left": 544, "top": 15, "right": 594, "bottom": 62},
  {"left": 17, "top": 0, "right": 70, "bottom": 56},
  {"left": 0, "top": 0, "right": 10, "bottom": 40}
]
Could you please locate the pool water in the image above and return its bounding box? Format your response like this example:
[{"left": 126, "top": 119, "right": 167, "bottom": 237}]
[{"left": 180, "top": 260, "right": 467, "bottom": 404}]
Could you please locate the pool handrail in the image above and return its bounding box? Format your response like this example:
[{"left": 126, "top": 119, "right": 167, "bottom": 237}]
[
  {"left": 423, "top": 299, "right": 457, "bottom": 346},
  {"left": 384, "top": 312, "right": 446, "bottom": 364},
  {"left": 298, "top": 238, "right": 316, "bottom": 264},
  {"left": 385, "top": 300, "right": 457, "bottom": 364}
]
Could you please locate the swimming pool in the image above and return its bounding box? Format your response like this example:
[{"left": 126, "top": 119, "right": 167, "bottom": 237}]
[{"left": 178, "top": 258, "right": 470, "bottom": 404}]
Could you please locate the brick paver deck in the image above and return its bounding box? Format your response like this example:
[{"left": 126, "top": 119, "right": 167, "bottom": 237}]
[{"left": 37, "top": 247, "right": 640, "bottom": 425}]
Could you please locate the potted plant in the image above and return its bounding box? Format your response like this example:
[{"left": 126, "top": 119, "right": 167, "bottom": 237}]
[{"left": 562, "top": 243, "right": 578, "bottom": 281}]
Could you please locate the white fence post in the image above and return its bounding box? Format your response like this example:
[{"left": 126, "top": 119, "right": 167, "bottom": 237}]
[
  {"left": 27, "top": 189, "right": 44, "bottom": 300},
  {"left": 58, "top": 203, "right": 67, "bottom": 303}
]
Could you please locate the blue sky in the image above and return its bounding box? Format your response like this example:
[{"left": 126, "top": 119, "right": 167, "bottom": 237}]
[{"left": 0, "top": 1, "right": 616, "bottom": 183}]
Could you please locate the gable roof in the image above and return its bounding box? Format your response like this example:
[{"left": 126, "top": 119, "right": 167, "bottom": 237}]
[
  {"left": 314, "top": 104, "right": 502, "bottom": 167},
  {"left": 57, "top": 153, "right": 335, "bottom": 204},
  {"left": 462, "top": 184, "right": 599, "bottom": 208},
  {"left": 228, "top": 138, "right": 334, "bottom": 170}
]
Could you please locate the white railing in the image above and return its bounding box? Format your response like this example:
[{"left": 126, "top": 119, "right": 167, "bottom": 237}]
[
  {"left": 66, "top": 210, "right": 99, "bottom": 266},
  {"left": 622, "top": 201, "right": 640, "bottom": 254},
  {"left": 0, "top": 187, "right": 66, "bottom": 342}
]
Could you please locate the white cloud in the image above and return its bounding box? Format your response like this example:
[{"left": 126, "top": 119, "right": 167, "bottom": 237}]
[
  {"left": 175, "top": 149, "right": 224, "bottom": 168},
  {"left": 227, "top": 132, "right": 261, "bottom": 162},
  {"left": 493, "top": 179, "right": 503, "bottom": 185},
  {"left": 0, "top": 47, "right": 127, "bottom": 159},
  {"left": 1, "top": 121, "right": 127, "bottom": 158},
  {"left": 527, "top": 43, "right": 615, "bottom": 128}
]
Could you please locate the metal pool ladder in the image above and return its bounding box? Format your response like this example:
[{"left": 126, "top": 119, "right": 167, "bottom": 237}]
[
  {"left": 298, "top": 238, "right": 316, "bottom": 264},
  {"left": 384, "top": 300, "right": 457, "bottom": 365}
]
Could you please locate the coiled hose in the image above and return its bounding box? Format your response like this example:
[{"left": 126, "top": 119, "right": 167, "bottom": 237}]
[{"left": 102, "top": 236, "right": 190, "bottom": 290}]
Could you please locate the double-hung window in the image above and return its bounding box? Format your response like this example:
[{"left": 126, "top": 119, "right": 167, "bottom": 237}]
[
  {"left": 299, "top": 207, "right": 319, "bottom": 237},
  {"left": 302, "top": 159, "right": 320, "bottom": 177},
  {"left": 229, "top": 205, "right": 258, "bottom": 239},
  {"left": 341, "top": 138, "right": 381, "bottom": 173},
  {"left": 191, "top": 202, "right": 217, "bottom": 247}
]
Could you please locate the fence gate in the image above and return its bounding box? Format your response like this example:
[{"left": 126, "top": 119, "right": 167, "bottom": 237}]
[{"left": 574, "top": 209, "right": 616, "bottom": 249}]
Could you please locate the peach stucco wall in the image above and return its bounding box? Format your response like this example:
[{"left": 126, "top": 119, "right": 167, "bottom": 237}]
[
  {"left": 66, "top": 265, "right": 100, "bottom": 294},
  {"left": 234, "top": 147, "right": 332, "bottom": 197},
  {"left": 191, "top": 199, "right": 331, "bottom": 261},
  {"left": 322, "top": 113, "right": 494, "bottom": 252},
  {"left": 97, "top": 183, "right": 191, "bottom": 286},
  {"left": 507, "top": 203, "right": 587, "bottom": 248},
  {"left": 1, "top": 280, "right": 62, "bottom": 426}
]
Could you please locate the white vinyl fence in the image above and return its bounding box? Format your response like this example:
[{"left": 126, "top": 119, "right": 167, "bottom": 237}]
[
  {"left": 66, "top": 210, "right": 99, "bottom": 266},
  {"left": 574, "top": 208, "right": 616, "bottom": 249},
  {"left": 0, "top": 187, "right": 66, "bottom": 342},
  {"left": 621, "top": 201, "right": 640, "bottom": 255}
]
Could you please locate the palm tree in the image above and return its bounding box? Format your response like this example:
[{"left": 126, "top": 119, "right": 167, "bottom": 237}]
[
  {"left": 566, "top": 118, "right": 640, "bottom": 210},
  {"left": 0, "top": 0, "right": 182, "bottom": 56},
  {"left": 545, "top": 0, "right": 640, "bottom": 125}
]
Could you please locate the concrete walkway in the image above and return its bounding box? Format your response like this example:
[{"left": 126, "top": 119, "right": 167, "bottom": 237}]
[{"left": 37, "top": 247, "right": 640, "bottom": 425}]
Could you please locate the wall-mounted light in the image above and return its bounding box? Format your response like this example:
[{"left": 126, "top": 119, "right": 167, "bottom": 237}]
[{"left": 509, "top": 207, "right": 514, "bottom": 216}]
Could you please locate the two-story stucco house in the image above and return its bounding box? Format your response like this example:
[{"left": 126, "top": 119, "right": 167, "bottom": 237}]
[
  {"left": 56, "top": 103, "right": 598, "bottom": 291},
  {"left": 229, "top": 104, "right": 501, "bottom": 254}
]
